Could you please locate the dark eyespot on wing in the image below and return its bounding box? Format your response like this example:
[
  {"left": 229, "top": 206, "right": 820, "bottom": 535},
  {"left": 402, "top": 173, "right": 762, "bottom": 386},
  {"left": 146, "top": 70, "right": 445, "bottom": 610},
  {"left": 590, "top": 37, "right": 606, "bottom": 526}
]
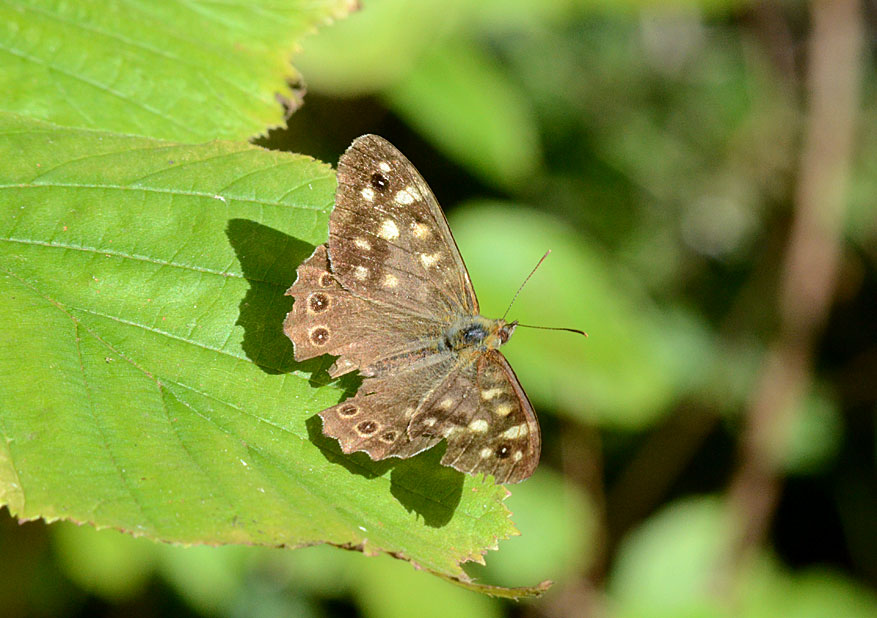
[{"left": 371, "top": 172, "right": 389, "bottom": 191}]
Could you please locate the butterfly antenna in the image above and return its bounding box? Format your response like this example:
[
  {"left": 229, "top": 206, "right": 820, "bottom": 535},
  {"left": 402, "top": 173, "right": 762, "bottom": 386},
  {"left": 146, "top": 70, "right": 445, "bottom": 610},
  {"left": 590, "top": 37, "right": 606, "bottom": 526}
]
[
  {"left": 502, "top": 250, "right": 589, "bottom": 337},
  {"left": 502, "top": 250, "right": 552, "bottom": 321},
  {"left": 516, "top": 323, "right": 588, "bottom": 337}
]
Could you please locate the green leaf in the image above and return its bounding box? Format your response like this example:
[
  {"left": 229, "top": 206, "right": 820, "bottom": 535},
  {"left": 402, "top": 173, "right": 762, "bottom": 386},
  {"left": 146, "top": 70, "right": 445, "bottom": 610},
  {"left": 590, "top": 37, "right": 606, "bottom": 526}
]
[
  {"left": 465, "top": 468, "right": 597, "bottom": 587},
  {"left": 353, "top": 552, "right": 505, "bottom": 618},
  {"left": 0, "top": 114, "right": 544, "bottom": 596},
  {"left": 383, "top": 39, "right": 541, "bottom": 190},
  {"left": 609, "top": 496, "right": 877, "bottom": 618},
  {"left": 0, "top": 0, "right": 355, "bottom": 141},
  {"left": 293, "top": 0, "right": 468, "bottom": 95},
  {"left": 53, "top": 521, "right": 157, "bottom": 599},
  {"left": 780, "top": 386, "right": 843, "bottom": 475},
  {"left": 609, "top": 496, "right": 735, "bottom": 617},
  {"left": 748, "top": 569, "right": 877, "bottom": 618}
]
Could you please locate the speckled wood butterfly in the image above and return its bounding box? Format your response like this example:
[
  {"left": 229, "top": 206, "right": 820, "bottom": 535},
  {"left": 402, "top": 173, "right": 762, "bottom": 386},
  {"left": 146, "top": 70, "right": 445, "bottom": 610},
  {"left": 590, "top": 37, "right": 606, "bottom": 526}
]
[{"left": 284, "top": 135, "right": 540, "bottom": 483}]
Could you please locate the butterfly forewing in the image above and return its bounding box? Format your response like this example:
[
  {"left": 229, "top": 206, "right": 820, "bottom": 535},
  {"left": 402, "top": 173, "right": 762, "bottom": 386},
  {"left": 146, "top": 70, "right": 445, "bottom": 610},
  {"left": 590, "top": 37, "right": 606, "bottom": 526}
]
[
  {"left": 330, "top": 135, "right": 478, "bottom": 320},
  {"left": 284, "top": 244, "right": 444, "bottom": 378}
]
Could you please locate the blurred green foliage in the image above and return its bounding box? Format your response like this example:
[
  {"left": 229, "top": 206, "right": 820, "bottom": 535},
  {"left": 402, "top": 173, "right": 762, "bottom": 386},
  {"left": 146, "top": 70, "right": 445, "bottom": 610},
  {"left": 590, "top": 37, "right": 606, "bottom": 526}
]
[{"left": 1, "top": 0, "right": 876, "bottom": 616}]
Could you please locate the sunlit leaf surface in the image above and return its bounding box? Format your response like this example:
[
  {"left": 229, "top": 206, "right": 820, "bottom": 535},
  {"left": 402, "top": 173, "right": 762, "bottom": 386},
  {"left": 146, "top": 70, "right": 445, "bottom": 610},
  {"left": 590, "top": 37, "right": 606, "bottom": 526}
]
[{"left": 0, "top": 115, "right": 543, "bottom": 595}]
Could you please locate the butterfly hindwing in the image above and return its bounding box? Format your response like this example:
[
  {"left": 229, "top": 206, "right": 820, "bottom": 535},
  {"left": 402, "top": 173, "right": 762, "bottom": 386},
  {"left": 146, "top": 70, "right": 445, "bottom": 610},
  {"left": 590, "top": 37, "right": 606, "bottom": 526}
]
[
  {"left": 319, "top": 348, "right": 540, "bottom": 484},
  {"left": 408, "top": 351, "right": 540, "bottom": 484},
  {"left": 330, "top": 135, "right": 478, "bottom": 319},
  {"left": 318, "top": 355, "right": 457, "bottom": 460}
]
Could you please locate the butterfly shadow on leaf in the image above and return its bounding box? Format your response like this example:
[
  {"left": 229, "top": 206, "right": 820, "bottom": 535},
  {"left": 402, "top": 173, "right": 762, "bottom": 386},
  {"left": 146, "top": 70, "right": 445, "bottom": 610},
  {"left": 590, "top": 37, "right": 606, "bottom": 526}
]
[
  {"left": 226, "top": 218, "right": 327, "bottom": 378},
  {"left": 227, "top": 218, "right": 463, "bottom": 525},
  {"left": 306, "top": 415, "right": 464, "bottom": 528}
]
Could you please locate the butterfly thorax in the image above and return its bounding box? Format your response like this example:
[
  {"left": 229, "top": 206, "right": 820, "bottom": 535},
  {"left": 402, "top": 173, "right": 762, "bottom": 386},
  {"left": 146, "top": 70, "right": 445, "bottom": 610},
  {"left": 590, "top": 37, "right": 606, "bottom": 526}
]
[{"left": 444, "top": 315, "right": 517, "bottom": 354}]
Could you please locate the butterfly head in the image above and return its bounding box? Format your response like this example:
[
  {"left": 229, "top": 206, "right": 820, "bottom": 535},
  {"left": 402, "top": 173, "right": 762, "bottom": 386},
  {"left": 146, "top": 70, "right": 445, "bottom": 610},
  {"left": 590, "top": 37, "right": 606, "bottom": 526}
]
[{"left": 497, "top": 320, "right": 518, "bottom": 345}]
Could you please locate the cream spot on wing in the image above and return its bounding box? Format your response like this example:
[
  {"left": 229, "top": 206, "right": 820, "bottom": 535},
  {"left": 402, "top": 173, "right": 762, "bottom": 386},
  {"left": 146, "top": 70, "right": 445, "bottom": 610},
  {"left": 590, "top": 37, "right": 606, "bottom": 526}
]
[
  {"left": 361, "top": 187, "right": 375, "bottom": 201},
  {"left": 395, "top": 188, "right": 415, "bottom": 205},
  {"left": 379, "top": 161, "right": 391, "bottom": 173},
  {"left": 411, "top": 221, "right": 430, "bottom": 238},
  {"left": 422, "top": 417, "right": 437, "bottom": 427},
  {"left": 406, "top": 184, "right": 421, "bottom": 199},
  {"left": 404, "top": 407, "right": 416, "bottom": 417},
  {"left": 419, "top": 253, "right": 439, "bottom": 268},
  {"left": 439, "top": 398, "right": 454, "bottom": 409},
  {"left": 480, "top": 447, "right": 492, "bottom": 459},
  {"left": 513, "top": 451, "right": 523, "bottom": 462},
  {"left": 481, "top": 388, "right": 502, "bottom": 400},
  {"left": 382, "top": 273, "right": 398, "bottom": 288},
  {"left": 494, "top": 403, "right": 513, "bottom": 417},
  {"left": 354, "top": 265, "right": 368, "bottom": 280},
  {"left": 468, "top": 419, "right": 488, "bottom": 433},
  {"left": 378, "top": 219, "right": 399, "bottom": 240},
  {"left": 501, "top": 424, "right": 528, "bottom": 440},
  {"left": 354, "top": 237, "right": 371, "bottom": 250}
]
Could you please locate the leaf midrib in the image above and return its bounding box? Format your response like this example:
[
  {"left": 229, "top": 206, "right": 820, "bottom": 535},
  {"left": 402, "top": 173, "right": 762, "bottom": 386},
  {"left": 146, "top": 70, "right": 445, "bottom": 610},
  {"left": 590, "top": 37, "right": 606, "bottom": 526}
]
[{"left": 0, "top": 182, "right": 331, "bottom": 211}]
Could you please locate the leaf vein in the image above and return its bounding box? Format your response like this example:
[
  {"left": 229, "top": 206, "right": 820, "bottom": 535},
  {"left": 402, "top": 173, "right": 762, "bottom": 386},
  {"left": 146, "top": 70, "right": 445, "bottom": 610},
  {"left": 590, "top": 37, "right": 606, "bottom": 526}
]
[{"left": 0, "top": 181, "right": 329, "bottom": 211}]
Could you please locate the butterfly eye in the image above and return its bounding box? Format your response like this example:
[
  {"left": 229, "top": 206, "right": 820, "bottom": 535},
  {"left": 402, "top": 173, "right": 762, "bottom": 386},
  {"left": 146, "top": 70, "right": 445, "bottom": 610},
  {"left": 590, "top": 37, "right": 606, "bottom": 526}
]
[{"left": 370, "top": 172, "right": 389, "bottom": 191}]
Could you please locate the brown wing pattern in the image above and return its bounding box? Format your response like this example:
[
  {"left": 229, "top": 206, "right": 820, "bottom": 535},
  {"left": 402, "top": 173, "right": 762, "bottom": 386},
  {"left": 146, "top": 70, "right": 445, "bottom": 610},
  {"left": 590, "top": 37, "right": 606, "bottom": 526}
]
[
  {"left": 318, "top": 354, "right": 457, "bottom": 461},
  {"left": 284, "top": 244, "right": 442, "bottom": 378},
  {"left": 407, "top": 351, "right": 541, "bottom": 484},
  {"left": 284, "top": 135, "right": 542, "bottom": 484},
  {"left": 329, "top": 134, "right": 478, "bottom": 320}
]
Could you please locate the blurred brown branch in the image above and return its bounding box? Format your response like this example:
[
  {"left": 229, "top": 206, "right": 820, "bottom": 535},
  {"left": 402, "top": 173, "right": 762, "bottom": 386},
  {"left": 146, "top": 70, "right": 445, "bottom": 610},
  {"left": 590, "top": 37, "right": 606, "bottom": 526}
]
[{"left": 726, "top": 0, "right": 865, "bottom": 581}]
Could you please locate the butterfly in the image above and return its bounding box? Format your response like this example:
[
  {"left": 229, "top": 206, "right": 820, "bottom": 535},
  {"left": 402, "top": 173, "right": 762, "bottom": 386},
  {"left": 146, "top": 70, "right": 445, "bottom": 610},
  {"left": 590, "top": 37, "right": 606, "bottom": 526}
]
[{"left": 283, "top": 135, "right": 540, "bottom": 483}]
